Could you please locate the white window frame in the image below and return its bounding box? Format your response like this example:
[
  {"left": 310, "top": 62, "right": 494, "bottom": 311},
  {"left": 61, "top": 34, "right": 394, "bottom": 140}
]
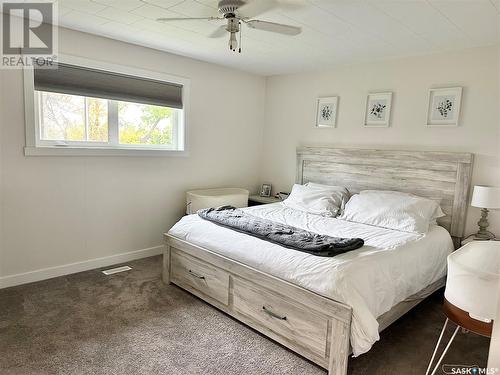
[{"left": 23, "top": 54, "right": 190, "bottom": 157}]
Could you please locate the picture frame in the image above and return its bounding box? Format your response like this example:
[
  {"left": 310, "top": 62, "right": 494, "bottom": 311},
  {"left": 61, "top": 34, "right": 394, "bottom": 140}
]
[
  {"left": 364, "top": 92, "right": 392, "bottom": 127},
  {"left": 260, "top": 183, "right": 272, "bottom": 197},
  {"left": 426, "top": 87, "right": 463, "bottom": 127},
  {"left": 315, "top": 96, "right": 338, "bottom": 128}
]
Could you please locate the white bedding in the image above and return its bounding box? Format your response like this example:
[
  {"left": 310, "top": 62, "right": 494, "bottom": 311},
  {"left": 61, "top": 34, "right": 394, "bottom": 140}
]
[{"left": 168, "top": 203, "right": 454, "bottom": 356}]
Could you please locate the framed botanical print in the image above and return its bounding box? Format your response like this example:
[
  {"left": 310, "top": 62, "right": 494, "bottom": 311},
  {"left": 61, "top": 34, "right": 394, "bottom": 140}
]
[
  {"left": 426, "top": 87, "right": 463, "bottom": 127},
  {"left": 315, "top": 96, "right": 338, "bottom": 128},
  {"left": 364, "top": 92, "right": 392, "bottom": 127}
]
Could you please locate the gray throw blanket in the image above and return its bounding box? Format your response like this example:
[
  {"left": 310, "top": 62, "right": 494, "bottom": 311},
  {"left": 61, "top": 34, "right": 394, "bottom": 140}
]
[{"left": 198, "top": 206, "right": 364, "bottom": 257}]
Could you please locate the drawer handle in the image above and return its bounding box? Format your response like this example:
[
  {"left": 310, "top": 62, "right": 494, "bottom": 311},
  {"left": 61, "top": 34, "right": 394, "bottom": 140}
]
[
  {"left": 262, "top": 306, "right": 287, "bottom": 320},
  {"left": 188, "top": 270, "right": 205, "bottom": 280}
]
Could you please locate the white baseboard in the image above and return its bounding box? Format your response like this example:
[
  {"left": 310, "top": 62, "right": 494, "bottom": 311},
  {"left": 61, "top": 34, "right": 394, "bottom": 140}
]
[{"left": 0, "top": 245, "right": 164, "bottom": 289}]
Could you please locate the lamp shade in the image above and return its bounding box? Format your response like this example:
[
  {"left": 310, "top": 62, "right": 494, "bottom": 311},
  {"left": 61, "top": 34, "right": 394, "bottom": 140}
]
[{"left": 471, "top": 185, "right": 500, "bottom": 209}]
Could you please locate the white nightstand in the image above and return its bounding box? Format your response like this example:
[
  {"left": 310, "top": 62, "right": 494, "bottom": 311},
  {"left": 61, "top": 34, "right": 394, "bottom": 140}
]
[{"left": 461, "top": 236, "right": 498, "bottom": 246}]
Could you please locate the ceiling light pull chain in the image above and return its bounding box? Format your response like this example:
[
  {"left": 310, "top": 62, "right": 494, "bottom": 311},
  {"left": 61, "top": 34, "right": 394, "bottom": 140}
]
[{"left": 239, "top": 21, "right": 242, "bottom": 53}]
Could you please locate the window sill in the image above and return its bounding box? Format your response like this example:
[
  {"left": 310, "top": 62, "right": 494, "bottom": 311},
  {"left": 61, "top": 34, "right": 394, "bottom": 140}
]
[{"left": 24, "top": 146, "right": 189, "bottom": 157}]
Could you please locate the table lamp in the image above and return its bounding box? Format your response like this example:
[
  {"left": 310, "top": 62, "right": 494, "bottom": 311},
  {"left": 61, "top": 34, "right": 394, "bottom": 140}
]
[{"left": 470, "top": 185, "right": 500, "bottom": 240}]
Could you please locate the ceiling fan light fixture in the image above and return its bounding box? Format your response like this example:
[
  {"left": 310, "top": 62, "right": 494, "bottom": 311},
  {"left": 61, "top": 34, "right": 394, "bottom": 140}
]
[
  {"left": 228, "top": 32, "right": 238, "bottom": 51},
  {"left": 155, "top": 0, "right": 302, "bottom": 54}
]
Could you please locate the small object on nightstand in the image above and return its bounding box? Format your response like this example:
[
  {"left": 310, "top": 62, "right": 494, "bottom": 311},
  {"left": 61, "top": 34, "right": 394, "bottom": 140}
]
[
  {"left": 248, "top": 194, "right": 281, "bottom": 206},
  {"left": 276, "top": 191, "right": 290, "bottom": 200},
  {"left": 470, "top": 185, "right": 500, "bottom": 240},
  {"left": 259, "top": 183, "right": 272, "bottom": 197}
]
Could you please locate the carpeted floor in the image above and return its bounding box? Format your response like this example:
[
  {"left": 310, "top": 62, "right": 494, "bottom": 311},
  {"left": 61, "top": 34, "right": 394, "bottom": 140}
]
[{"left": 0, "top": 255, "right": 490, "bottom": 375}]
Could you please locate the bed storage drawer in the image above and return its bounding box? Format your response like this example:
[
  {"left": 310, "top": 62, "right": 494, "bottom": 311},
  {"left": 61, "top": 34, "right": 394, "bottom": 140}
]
[
  {"left": 171, "top": 249, "right": 230, "bottom": 305},
  {"left": 232, "top": 277, "right": 329, "bottom": 358}
]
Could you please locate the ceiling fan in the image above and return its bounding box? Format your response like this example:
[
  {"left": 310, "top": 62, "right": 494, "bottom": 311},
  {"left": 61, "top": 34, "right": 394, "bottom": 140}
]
[{"left": 156, "top": 0, "right": 302, "bottom": 53}]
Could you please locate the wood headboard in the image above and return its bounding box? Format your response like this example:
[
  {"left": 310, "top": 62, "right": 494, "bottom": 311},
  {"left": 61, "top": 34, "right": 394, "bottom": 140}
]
[{"left": 296, "top": 146, "right": 474, "bottom": 246}]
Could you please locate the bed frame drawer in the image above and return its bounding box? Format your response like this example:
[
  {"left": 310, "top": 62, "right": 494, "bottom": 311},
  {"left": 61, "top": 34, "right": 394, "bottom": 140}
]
[
  {"left": 232, "top": 277, "right": 329, "bottom": 358},
  {"left": 171, "top": 249, "right": 230, "bottom": 305}
]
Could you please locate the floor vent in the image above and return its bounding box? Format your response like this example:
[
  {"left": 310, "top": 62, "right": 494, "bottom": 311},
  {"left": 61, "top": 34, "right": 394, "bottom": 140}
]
[{"left": 102, "top": 266, "right": 132, "bottom": 275}]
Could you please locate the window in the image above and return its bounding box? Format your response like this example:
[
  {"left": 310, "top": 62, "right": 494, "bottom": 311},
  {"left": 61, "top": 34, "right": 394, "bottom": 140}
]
[
  {"left": 38, "top": 92, "right": 109, "bottom": 143},
  {"left": 117, "top": 101, "right": 180, "bottom": 147},
  {"left": 37, "top": 92, "right": 181, "bottom": 148},
  {"left": 24, "top": 56, "right": 189, "bottom": 155}
]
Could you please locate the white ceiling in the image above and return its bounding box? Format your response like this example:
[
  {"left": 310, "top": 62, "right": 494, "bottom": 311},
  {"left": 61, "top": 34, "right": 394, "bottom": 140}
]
[{"left": 53, "top": 0, "right": 500, "bottom": 75}]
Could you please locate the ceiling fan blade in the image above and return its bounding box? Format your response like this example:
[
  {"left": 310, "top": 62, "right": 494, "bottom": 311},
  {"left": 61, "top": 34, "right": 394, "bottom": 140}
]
[
  {"left": 246, "top": 20, "right": 301, "bottom": 35},
  {"left": 237, "top": 0, "right": 278, "bottom": 18},
  {"left": 157, "top": 16, "right": 222, "bottom": 22},
  {"left": 208, "top": 25, "right": 227, "bottom": 38}
]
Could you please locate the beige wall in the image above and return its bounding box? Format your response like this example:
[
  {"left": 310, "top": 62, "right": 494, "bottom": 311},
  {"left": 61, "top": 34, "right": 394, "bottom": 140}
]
[
  {"left": 262, "top": 45, "right": 500, "bottom": 236},
  {"left": 0, "top": 28, "right": 266, "bottom": 284}
]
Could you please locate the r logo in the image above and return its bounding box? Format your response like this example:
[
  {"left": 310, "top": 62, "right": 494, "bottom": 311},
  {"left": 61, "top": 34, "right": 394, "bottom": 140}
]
[{"left": 2, "top": 2, "right": 54, "bottom": 55}]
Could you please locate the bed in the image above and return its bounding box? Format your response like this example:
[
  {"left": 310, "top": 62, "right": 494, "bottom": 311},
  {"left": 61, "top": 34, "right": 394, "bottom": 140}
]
[{"left": 163, "top": 146, "right": 474, "bottom": 374}]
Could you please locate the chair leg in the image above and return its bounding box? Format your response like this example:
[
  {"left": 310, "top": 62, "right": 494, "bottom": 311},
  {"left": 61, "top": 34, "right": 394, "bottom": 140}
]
[
  {"left": 425, "top": 318, "right": 449, "bottom": 375},
  {"left": 426, "top": 318, "right": 460, "bottom": 375}
]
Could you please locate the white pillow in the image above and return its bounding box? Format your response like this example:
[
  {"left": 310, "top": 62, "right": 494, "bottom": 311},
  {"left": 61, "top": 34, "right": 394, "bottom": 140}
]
[
  {"left": 283, "top": 184, "right": 349, "bottom": 217},
  {"left": 340, "top": 191, "right": 445, "bottom": 234},
  {"left": 305, "top": 182, "right": 350, "bottom": 213},
  {"left": 359, "top": 190, "right": 445, "bottom": 220}
]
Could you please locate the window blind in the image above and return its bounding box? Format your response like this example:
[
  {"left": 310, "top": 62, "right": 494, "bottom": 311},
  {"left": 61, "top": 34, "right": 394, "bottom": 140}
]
[{"left": 34, "top": 63, "right": 183, "bottom": 109}]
